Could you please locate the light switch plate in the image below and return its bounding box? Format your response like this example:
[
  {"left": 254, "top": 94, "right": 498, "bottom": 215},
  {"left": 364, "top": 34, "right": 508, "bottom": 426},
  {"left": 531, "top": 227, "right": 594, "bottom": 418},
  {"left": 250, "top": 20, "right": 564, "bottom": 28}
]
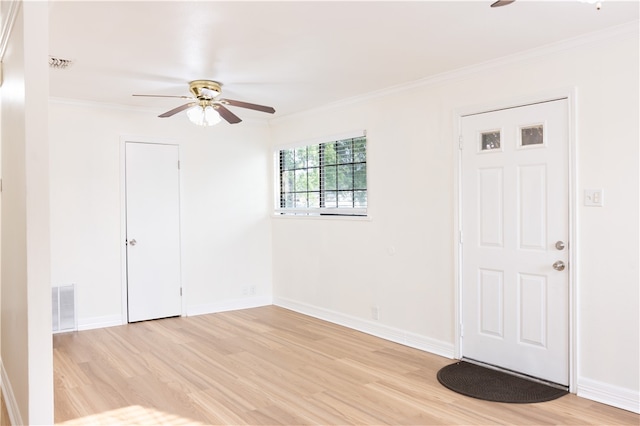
[{"left": 584, "top": 189, "right": 604, "bottom": 207}]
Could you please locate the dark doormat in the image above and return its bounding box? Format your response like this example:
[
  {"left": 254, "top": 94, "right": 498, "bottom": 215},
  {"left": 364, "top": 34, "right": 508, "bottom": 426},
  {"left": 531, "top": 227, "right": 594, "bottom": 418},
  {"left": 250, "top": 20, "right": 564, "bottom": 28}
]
[{"left": 437, "top": 361, "right": 568, "bottom": 403}]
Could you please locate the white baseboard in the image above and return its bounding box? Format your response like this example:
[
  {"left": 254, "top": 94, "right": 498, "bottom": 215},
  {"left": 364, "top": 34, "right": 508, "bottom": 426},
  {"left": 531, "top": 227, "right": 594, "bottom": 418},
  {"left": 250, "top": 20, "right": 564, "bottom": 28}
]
[
  {"left": 274, "top": 297, "right": 455, "bottom": 359},
  {"left": 1, "top": 358, "right": 24, "bottom": 426},
  {"left": 76, "top": 296, "right": 275, "bottom": 329},
  {"left": 577, "top": 377, "right": 640, "bottom": 414},
  {"left": 187, "top": 295, "right": 273, "bottom": 317},
  {"left": 77, "top": 314, "right": 123, "bottom": 331}
]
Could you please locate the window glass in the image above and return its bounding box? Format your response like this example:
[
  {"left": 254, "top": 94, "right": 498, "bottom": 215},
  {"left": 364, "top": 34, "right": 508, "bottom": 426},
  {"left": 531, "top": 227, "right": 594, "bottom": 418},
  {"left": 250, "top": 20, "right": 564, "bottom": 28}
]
[
  {"left": 482, "top": 131, "right": 501, "bottom": 151},
  {"left": 277, "top": 134, "right": 367, "bottom": 216},
  {"left": 521, "top": 125, "right": 544, "bottom": 146}
]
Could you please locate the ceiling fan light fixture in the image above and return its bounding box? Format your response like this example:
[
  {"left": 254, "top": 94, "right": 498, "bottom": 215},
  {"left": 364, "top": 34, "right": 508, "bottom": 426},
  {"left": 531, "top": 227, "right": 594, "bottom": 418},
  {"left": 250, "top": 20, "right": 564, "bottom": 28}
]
[{"left": 187, "top": 103, "right": 221, "bottom": 126}]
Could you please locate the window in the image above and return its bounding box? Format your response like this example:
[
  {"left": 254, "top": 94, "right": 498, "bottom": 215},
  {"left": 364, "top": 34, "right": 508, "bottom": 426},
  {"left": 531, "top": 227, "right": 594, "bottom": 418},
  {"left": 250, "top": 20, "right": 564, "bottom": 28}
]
[
  {"left": 276, "top": 132, "right": 367, "bottom": 216},
  {"left": 520, "top": 124, "right": 544, "bottom": 146},
  {"left": 481, "top": 130, "right": 501, "bottom": 151}
]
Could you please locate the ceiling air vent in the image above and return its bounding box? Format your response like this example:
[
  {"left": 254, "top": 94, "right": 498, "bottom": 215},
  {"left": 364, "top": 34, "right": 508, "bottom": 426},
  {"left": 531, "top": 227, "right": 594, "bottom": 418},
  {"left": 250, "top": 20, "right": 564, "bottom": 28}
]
[{"left": 49, "top": 56, "right": 73, "bottom": 69}]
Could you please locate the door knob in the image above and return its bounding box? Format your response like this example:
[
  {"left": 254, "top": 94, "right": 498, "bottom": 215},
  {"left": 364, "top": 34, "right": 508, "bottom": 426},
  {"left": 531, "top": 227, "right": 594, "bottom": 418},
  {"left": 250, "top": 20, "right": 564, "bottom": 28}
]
[
  {"left": 129, "top": 239, "right": 137, "bottom": 246},
  {"left": 552, "top": 260, "right": 565, "bottom": 271},
  {"left": 555, "top": 241, "right": 565, "bottom": 250}
]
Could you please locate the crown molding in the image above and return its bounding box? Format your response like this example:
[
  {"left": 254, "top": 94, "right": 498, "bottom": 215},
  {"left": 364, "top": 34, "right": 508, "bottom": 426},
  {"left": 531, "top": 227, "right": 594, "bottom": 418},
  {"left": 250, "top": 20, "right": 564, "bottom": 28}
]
[{"left": 272, "top": 20, "right": 639, "bottom": 124}]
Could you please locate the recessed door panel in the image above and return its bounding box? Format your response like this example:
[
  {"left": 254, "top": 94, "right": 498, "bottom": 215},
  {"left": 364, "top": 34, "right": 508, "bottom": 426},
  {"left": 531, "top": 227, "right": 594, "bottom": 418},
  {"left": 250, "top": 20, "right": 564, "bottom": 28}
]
[
  {"left": 479, "top": 269, "right": 504, "bottom": 338},
  {"left": 479, "top": 168, "right": 504, "bottom": 248},
  {"left": 518, "top": 273, "right": 547, "bottom": 347},
  {"left": 519, "top": 164, "right": 547, "bottom": 251}
]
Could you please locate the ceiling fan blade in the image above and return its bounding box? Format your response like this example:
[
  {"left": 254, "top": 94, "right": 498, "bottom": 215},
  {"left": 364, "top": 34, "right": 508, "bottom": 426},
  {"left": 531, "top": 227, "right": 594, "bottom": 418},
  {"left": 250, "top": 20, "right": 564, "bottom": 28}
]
[
  {"left": 221, "top": 99, "right": 276, "bottom": 114},
  {"left": 490, "top": 0, "right": 515, "bottom": 7},
  {"left": 133, "top": 94, "right": 194, "bottom": 99},
  {"left": 216, "top": 105, "right": 242, "bottom": 124},
  {"left": 158, "top": 102, "right": 197, "bottom": 118}
]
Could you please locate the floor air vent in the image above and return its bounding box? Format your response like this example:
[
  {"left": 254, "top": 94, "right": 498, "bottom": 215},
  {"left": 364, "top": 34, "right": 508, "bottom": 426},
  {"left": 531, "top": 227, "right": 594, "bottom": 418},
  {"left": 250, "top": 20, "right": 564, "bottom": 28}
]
[{"left": 52, "top": 284, "right": 77, "bottom": 333}]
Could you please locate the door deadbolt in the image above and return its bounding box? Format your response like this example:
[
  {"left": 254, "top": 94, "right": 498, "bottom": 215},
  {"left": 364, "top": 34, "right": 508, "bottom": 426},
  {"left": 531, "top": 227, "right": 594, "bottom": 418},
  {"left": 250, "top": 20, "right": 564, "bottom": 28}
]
[
  {"left": 128, "top": 239, "right": 137, "bottom": 246},
  {"left": 555, "top": 241, "right": 565, "bottom": 250}
]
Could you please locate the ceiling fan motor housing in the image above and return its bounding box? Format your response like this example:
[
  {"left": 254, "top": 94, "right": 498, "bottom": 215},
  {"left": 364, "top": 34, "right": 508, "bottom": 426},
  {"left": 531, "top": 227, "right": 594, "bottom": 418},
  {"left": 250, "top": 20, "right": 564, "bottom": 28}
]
[{"left": 189, "top": 80, "right": 222, "bottom": 99}]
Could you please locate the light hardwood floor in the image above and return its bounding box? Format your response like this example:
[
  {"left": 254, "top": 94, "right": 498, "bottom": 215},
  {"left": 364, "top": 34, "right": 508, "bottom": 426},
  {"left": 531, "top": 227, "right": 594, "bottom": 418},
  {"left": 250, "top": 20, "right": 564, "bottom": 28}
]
[
  {"left": 53, "top": 306, "right": 639, "bottom": 425},
  {"left": 1, "top": 389, "right": 10, "bottom": 426}
]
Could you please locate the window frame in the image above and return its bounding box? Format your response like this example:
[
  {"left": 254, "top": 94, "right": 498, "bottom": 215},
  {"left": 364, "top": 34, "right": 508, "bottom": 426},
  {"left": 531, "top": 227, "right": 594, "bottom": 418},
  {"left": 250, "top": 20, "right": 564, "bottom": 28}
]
[{"left": 274, "top": 130, "right": 368, "bottom": 217}]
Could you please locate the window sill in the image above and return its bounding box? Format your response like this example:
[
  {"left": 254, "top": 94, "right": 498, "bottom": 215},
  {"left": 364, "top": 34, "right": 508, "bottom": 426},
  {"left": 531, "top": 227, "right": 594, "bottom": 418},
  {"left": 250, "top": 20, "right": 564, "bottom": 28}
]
[{"left": 271, "top": 213, "right": 372, "bottom": 222}]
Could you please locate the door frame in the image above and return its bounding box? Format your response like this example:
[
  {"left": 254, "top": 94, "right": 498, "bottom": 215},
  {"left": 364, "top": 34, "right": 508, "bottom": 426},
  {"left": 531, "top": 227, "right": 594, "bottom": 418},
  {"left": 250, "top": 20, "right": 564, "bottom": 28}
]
[
  {"left": 453, "top": 88, "right": 578, "bottom": 392},
  {"left": 119, "top": 136, "right": 186, "bottom": 324}
]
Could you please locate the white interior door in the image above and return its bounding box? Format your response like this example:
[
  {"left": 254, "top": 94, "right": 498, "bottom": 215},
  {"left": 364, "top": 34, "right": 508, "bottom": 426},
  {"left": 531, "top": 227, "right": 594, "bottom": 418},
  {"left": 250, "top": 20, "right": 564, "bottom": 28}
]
[
  {"left": 461, "top": 99, "right": 569, "bottom": 386},
  {"left": 125, "top": 142, "right": 182, "bottom": 322}
]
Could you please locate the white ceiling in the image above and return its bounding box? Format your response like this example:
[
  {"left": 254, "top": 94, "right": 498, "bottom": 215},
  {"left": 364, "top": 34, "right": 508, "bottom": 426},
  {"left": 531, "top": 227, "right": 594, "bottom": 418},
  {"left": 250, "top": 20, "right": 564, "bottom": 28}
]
[{"left": 48, "top": 1, "right": 639, "bottom": 120}]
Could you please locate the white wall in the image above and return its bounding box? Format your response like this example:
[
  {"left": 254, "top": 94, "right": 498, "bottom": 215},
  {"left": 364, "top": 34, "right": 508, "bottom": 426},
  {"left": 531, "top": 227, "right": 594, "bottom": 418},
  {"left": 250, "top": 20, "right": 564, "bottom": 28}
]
[
  {"left": 270, "top": 24, "right": 639, "bottom": 411},
  {"left": 1, "top": 2, "right": 53, "bottom": 424},
  {"left": 48, "top": 101, "right": 273, "bottom": 328}
]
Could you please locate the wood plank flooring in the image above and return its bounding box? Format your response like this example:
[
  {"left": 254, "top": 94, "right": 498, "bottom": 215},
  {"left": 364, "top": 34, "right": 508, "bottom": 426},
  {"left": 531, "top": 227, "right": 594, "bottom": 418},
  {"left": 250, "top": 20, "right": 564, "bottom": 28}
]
[
  {"left": 53, "top": 306, "right": 639, "bottom": 425},
  {"left": 1, "top": 388, "right": 11, "bottom": 426}
]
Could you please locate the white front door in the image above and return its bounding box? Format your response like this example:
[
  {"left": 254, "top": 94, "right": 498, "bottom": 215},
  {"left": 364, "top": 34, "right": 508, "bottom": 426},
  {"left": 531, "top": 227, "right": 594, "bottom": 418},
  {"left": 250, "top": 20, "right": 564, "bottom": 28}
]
[
  {"left": 461, "top": 99, "right": 569, "bottom": 386},
  {"left": 125, "top": 142, "right": 182, "bottom": 322}
]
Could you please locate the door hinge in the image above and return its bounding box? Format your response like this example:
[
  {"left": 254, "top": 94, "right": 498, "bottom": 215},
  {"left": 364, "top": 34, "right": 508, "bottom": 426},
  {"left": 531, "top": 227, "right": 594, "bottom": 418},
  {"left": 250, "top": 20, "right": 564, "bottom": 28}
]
[
  {"left": 177, "top": 160, "right": 181, "bottom": 170},
  {"left": 0, "top": 178, "right": 3, "bottom": 192},
  {"left": 459, "top": 230, "right": 463, "bottom": 244},
  {"left": 460, "top": 323, "right": 464, "bottom": 337},
  {"left": 180, "top": 287, "right": 182, "bottom": 296},
  {"left": 458, "top": 135, "right": 463, "bottom": 150}
]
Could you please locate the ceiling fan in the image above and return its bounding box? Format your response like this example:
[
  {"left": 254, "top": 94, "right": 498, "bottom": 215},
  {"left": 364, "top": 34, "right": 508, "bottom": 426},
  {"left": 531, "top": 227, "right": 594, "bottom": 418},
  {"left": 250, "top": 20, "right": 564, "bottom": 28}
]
[
  {"left": 490, "top": 0, "right": 515, "bottom": 7},
  {"left": 133, "top": 80, "right": 276, "bottom": 126}
]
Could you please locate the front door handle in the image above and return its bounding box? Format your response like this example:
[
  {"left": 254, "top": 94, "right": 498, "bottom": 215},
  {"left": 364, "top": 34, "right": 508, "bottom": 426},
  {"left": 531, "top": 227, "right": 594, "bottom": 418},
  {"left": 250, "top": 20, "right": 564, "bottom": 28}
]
[
  {"left": 128, "top": 239, "right": 137, "bottom": 246},
  {"left": 552, "top": 260, "right": 565, "bottom": 271}
]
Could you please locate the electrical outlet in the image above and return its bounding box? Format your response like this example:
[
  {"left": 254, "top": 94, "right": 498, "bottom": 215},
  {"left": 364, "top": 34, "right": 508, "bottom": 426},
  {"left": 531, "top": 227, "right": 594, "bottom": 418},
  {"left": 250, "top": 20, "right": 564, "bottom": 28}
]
[
  {"left": 371, "top": 306, "right": 380, "bottom": 321},
  {"left": 249, "top": 285, "right": 257, "bottom": 296},
  {"left": 242, "top": 286, "right": 248, "bottom": 296}
]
